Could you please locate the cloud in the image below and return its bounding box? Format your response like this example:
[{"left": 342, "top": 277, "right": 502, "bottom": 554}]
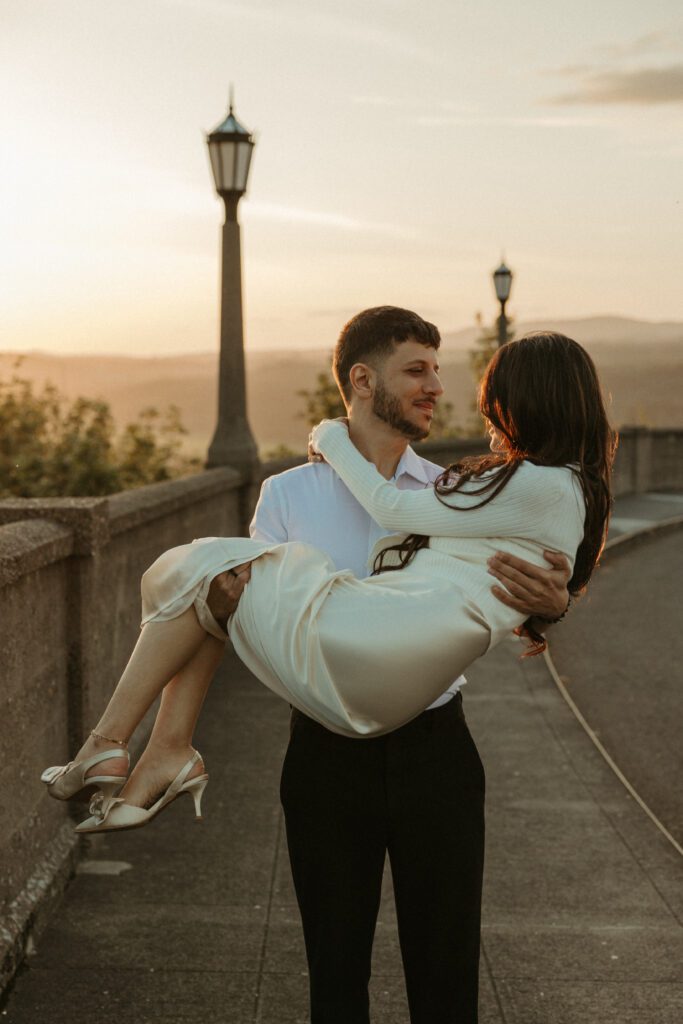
[
  {"left": 151, "top": 0, "right": 277, "bottom": 26},
  {"left": 594, "top": 29, "right": 683, "bottom": 60},
  {"left": 246, "top": 200, "right": 411, "bottom": 238},
  {"left": 548, "top": 64, "right": 683, "bottom": 105},
  {"left": 153, "top": 0, "right": 438, "bottom": 64},
  {"left": 351, "top": 93, "right": 601, "bottom": 128},
  {"left": 351, "top": 97, "right": 604, "bottom": 129},
  {"left": 542, "top": 63, "right": 599, "bottom": 78},
  {"left": 351, "top": 95, "right": 402, "bottom": 108},
  {"left": 415, "top": 113, "right": 603, "bottom": 129}
]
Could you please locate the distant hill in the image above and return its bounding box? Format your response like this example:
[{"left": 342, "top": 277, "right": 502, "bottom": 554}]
[
  {"left": 2, "top": 316, "right": 682, "bottom": 457},
  {"left": 439, "top": 316, "right": 683, "bottom": 352}
]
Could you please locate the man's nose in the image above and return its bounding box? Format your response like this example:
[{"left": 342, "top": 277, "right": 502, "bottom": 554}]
[{"left": 424, "top": 372, "right": 444, "bottom": 397}]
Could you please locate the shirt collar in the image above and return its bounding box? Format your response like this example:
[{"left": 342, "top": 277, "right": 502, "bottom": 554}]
[{"left": 393, "top": 445, "right": 431, "bottom": 485}]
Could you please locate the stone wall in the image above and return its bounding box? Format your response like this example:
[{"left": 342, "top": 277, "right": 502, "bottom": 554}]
[
  {"left": 0, "top": 468, "right": 243, "bottom": 992},
  {"left": 611, "top": 428, "right": 683, "bottom": 495}
]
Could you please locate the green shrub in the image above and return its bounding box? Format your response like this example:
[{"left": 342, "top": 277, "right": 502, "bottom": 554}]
[{"left": 0, "top": 373, "right": 201, "bottom": 497}]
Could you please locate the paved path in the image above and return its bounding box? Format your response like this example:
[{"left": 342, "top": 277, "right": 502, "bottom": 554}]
[
  {"left": 3, "top": 494, "right": 683, "bottom": 1023},
  {"left": 549, "top": 528, "right": 683, "bottom": 846}
]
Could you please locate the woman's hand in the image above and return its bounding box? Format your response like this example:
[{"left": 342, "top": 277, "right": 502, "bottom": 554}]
[{"left": 308, "top": 418, "right": 349, "bottom": 463}]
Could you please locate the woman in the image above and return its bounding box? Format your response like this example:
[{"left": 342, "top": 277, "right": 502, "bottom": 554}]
[{"left": 42, "top": 332, "right": 615, "bottom": 833}]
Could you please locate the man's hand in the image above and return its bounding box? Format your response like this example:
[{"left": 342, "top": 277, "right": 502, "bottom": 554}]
[
  {"left": 487, "top": 550, "right": 571, "bottom": 626},
  {"left": 207, "top": 563, "right": 252, "bottom": 630}
]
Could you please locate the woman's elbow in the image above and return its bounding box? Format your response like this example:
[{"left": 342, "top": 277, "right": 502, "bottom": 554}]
[
  {"left": 369, "top": 494, "right": 415, "bottom": 531},
  {"left": 376, "top": 514, "right": 413, "bottom": 531},
  {"left": 368, "top": 504, "right": 400, "bottom": 529}
]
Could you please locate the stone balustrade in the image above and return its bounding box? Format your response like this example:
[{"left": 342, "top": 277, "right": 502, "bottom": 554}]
[{"left": 0, "top": 468, "right": 243, "bottom": 991}]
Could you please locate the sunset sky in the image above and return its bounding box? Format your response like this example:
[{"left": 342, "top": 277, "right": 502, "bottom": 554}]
[{"left": 2, "top": 0, "right": 682, "bottom": 354}]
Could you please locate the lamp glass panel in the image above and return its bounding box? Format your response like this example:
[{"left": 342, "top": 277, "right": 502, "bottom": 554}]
[
  {"left": 234, "top": 141, "right": 254, "bottom": 192},
  {"left": 219, "top": 140, "right": 237, "bottom": 190},
  {"left": 209, "top": 144, "right": 223, "bottom": 192},
  {"left": 494, "top": 270, "right": 511, "bottom": 302}
]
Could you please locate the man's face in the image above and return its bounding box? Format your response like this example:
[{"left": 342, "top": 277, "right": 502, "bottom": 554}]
[{"left": 371, "top": 339, "right": 444, "bottom": 442}]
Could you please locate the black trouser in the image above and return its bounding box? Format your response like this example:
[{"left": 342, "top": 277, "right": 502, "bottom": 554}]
[{"left": 279, "top": 693, "right": 486, "bottom": 1024}]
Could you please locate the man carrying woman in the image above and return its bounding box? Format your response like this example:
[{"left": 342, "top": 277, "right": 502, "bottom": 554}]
[{"left": 42, "top": 307, "right": 614, "bottom": 1024}]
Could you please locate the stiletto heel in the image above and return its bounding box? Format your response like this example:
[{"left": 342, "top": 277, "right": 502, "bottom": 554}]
[
  {"left": 187, "top": 777, "right": 209, "bottom": 820},
  {"left": 41, "top": 748, "right": 130, "bottom": 803},
  {"left": 75, "top": 751, "right": 208, "bottom": 833}
]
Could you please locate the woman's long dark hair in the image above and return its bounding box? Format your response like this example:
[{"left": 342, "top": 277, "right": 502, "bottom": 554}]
[{"left": 372, "top": 331, "right": 617, "bottom": 654}]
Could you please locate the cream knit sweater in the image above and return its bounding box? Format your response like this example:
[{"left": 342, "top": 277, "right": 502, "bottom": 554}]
[{"left": 313, "top": 420, "right": 586, "bottom": 645}]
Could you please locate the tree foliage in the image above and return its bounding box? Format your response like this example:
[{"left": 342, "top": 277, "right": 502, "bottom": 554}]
[
  {"left": 469, "top": 318, "right": 502, "bottom": 383},
  {"left": 0, "top": 371, "right": 200, "bottom": 498},
  {"left": 427, "top": 397, "right": 461, "bottom": 439},
  {"left": 467, "top": 314, "right": 516, "bottom": 434},
  {"left": 297, "top": 371, "right": 347, "bottom": 427}
]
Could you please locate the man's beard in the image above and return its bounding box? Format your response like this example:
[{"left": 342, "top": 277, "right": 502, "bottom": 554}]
[{"left": 372, "top": 379, "right": 430, "bottom": 442}]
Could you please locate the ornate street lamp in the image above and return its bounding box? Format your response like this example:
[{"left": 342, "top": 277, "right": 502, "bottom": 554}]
[
  {"left": 492, "top": 260, "right": 513, "bottom": 347},
  {"left": 206, "top": 92, "right": 259, "bottom": 475}
]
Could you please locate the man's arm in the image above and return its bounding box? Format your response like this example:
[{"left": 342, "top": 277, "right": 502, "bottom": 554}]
[
  {"left": 250, "top": 475, "right": 289, "bottom": 544},
  {"left": 207, "top": 476, "right": 288, "bottom": 627},
  {"left": 487, "top": 549, "right": 571, "bottom": 627}
]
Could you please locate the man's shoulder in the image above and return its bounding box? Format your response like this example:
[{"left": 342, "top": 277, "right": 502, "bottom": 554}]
[
  {"left": 262, "top": 450, "right": 445, "bottom": 492},
  {"left": 262, "top": 460, "right": 336, "bottom": 494}
]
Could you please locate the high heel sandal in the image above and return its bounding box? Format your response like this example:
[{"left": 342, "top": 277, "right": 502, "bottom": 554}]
[
  {"left": 74, "top": 751, "right": 209, "bottom": 834},
  {"left": 41, "top": 745, "right": 130, "bottom": 820}
]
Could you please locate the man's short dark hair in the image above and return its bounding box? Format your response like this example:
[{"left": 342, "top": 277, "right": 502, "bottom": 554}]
[{"left": 333, "top": 306, "right": 441, "bottom": 402}]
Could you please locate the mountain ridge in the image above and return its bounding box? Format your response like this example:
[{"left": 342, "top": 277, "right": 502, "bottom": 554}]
[
  {"left": 5, "top": 315, "right": 683, "bottom": 362},
  {"left": 2, "top": 316, "right": 681, "bottom": 454}
]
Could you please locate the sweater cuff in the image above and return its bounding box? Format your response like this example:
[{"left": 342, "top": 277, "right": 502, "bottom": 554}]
[{"left": 310, "top": 419, "right": 348, "bottom": 458}]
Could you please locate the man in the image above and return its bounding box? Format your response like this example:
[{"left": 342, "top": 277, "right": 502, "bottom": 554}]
[{"left": 209, "top": 307, "right": 570, "bottom": 1023}]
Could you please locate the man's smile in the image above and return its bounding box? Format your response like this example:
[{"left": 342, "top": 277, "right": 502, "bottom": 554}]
[{"left": 414, "top": 400, "right": 435, "bottom": 416}]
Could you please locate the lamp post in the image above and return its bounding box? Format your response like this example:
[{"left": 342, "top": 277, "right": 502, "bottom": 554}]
[
  {"left": 205, "top": 93, "right": 259, "bottom": 475},
  {"left": 492, "top": 260, "right": 513, "bottom": 347}
]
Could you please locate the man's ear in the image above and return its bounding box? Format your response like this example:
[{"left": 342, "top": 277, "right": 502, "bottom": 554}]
[{"left": 348, "top": 362, "right": 375, "bottom": 400}]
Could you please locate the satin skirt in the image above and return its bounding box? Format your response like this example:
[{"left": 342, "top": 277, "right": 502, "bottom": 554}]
[{"left": 141, "top": 538, "right": 491, "bottom": 738}]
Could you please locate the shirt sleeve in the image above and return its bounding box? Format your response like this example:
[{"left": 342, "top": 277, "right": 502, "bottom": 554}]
[
  {"left": 250, "top": 476, "right": 289, "bottom": 542},
  {"left": 313, "top": 420, "right": 564, "bottom": 539}
]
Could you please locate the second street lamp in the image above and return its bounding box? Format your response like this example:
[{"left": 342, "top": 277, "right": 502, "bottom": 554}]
[
  {"left": 206, "top": 94, "right": 259, "bottom": 475},
  {"left": 207, "top": 100, "right": 255, "bottom": 218},
  {"left": 492, "top": 260, "right": 513, "bottom": 347}
]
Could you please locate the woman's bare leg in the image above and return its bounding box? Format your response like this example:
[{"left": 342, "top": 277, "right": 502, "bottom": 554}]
[
  {"left": 73, "top": 608, "right": 210, "bottom": 780},
  {"left": 119, "top": 634, "right": 225, "bottom": 807}
]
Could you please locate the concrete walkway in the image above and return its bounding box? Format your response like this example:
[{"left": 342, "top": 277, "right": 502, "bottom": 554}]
[
  {"left": 3, "top": 495, "right": 683, "bottom": 1023},
  {"left": 549, "top": 526, "right": 683, "bottom": 848}
]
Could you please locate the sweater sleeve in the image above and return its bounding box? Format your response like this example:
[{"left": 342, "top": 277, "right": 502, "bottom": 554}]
[{"left": 312, "top": 420, "right": 564, "bottom": 539}]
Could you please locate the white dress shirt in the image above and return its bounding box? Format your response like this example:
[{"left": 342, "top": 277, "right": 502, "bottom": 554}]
[{"left": 250, "top": 445, "right": 465, "bottom": 708}]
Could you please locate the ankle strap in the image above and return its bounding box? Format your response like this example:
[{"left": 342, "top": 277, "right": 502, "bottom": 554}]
[{"left": 167, "top": 752, "right": 202, "bottom": 797}]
